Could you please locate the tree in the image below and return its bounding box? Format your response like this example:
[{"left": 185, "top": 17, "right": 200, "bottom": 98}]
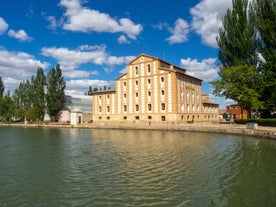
[
  {"left": 253, "top": 0, "right": 276, "bottom": 115},
  {"left": 0, "top": 77, "right": 4, "bottom": 99},
  {"left": 33, "top": 68, "right": 46, "bottom": 120},
  {"left": 0, "top": 94, "right": 15, "bottom": 121},
  {"left": 212, "top": 65, "right": 263, "bottom": 115},
  {"left": 212, "top": 0, "right": 262, "bottom": 115},
  {"left": 46, "top": 64, "right": 66, "bottom": 121}
]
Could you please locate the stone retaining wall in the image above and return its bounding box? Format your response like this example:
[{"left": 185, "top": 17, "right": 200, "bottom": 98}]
[{"left": 1, "top": 122, "right": 276, "bottom": 140}]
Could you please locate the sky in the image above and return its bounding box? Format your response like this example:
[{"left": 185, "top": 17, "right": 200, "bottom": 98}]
[{"left": 0, "top": 0, "right": 235, "bottom": 109}]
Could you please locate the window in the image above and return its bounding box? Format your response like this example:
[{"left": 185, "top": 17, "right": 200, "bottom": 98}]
[
  {"left": 99, "top": 106, "right": 102, "bottom": 113},
  {"left": 135, "top": 116, "right": 140, "bottom": 120},
  {"left": 148, "top": 116, "right": 152, "bottom": 120},
  {"left": 136, "top": 104, "right": 139, "bottom": 111},
  {"left": 123, "top": 116, "right": 127, "bottom": 120},
  {"left": 148, "top": 104, "right": 152, "bottom": 111},
  {"left": 124, "top": 93, "right": 126, "bottom": 99},
  {"left": 161, "top": 103, "right": 165, "bottom": 110},
  {"left": 99, "top": 95, "right": 102, "bottom": 100},
  {"left": 107, "top": 95, "right": 110, "bottom": 99},
  {"left": 123, "top": 82, "right": 126, "bottom": 87},
  {"left": 161, "top": 90, "right": 165, "bottom": 96},
  {"left": 147, "top": 79, "right": 151, "bottom": 84},
  {"left": 136, "top": 92, "right": 138, "bottom": 98},
  {"left": 148, "top": 91, "right": 151, "bottom": 97},
  {"left": 135, "top": 66, "right": 138, "bottom": 75},
  {"left": 135, "top": 80, "right": 138, "bottom": 86},
  {"left": 124, "top": 105, "right": 127, "bottom": 112},
  {"left": 161, "top": 116, "right": 166, "bottom": 121},
  {"left": 107, "top": 116, "right": 110, "bottom": 120},
  {"left": 147, "top": 64, "right": 151, "bottom": 73},
  {"left": 107, "top": 106, "right": 110, "bottom": 112},
  {"left": 161, "top": 77, "right": 164, "bottom": 82}
]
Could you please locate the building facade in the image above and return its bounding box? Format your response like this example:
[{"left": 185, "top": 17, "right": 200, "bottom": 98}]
[{"left": 92, "top": 54, "right": 218, "bottom": 123}]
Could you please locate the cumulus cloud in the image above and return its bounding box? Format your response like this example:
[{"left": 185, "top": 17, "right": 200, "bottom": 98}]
[
  {"left": 190, "top": 0, "right": 232, "bottom": 47},
  {"left": 41, "top": 44, "right": 135, "bottom": 78},
  {"left": 180, "top": 57, "right": 219, "bottom": 82},
  {"left": 8, "top": 29, "right": 33, "bottom": 42},
  {"left": 0, "top": 49, "right": 49, "bottom": 91},
  {"left": 166, "top": 18, "right": 189, "bottom": 44},
  {"left": 0, "top": 17, "right": 8, "bottom": 35},
  {"left": 59, "top": 0, "right": 142, "bottom": 39},
  {"left": 118, "top": 35, "right": 130, "bottom": 44}
]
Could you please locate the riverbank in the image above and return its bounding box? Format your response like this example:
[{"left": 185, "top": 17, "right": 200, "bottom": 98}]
[{"left": 1, "top": 121, "right": 276, "bottom": 140}]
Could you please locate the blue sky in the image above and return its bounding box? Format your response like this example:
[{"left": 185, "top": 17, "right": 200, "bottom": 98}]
[{"left": 0, "top": 0, "right": 235, "bottom": 109}]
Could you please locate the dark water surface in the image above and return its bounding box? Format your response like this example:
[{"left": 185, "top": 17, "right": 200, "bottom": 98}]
[{"left": 0, "top": 127, "right": 276, "bottom": 207}]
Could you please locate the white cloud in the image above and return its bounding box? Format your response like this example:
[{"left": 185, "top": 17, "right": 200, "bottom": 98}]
[
  {"left": 8, "top": 29, "right": 33, "bottom": 42},
  {"left": 41, "top": 44, "right": 134, "bottom": 78},
  {"left": 46, "top": 15, "right": 64, "bottom": 30},
  {"left": 180, "top": 57, "right": 219, "bottom": 82},
  {"left": 0, "top": 17, "right": 8, "bottom": 35},
  {"left": 118, "top": 35, "right": 130, "bottom": 44},
  {"left": 59, "top": 0, "right": 142, "bottom": 39},
  {"left": 65, "top": 79, "right": 113, "bottom": 95},
  {"left": 190, "top": 0, "right": 232, "bottom": 47},
  {"left": 119, "top": 67, "right": 127, "bottom": 74},
  {"left": 0, "top": 49, "right": 49, "bottom": 91},
  {"left": 166, "top": 18, "right": 189, "bottom": 44}
]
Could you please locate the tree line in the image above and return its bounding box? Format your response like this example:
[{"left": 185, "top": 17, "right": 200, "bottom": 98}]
[
  {"left": 212, "top": 0, "right": 276, "bottom": 118},
  {"left": 0, "top": 64, "right": 66, "bottom": 122}
]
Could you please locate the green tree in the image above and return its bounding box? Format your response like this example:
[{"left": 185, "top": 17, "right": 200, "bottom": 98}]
[
  {"left": 46, "top": 64, "right": 66, "bottom": 121},
  {"left": 212, "top": 65, "right": 263, "bottom": 115},
  {"left": 0, "top": 94, "right": 15, "bottom": 121},
  {"left": 25, "top": 107, "right": 42, "bottom": 122},
  {"left": 212, "top": 0, "right": 262, "bottom": 115},
  {"left": 33, "top": 68, "right": 46, "bottom": 121},
  {"left": 253, "top": 0, "right": 276, "bottom": 116},
  {"left": 0, "top": 77, "right": 4, "bottom": 99}
]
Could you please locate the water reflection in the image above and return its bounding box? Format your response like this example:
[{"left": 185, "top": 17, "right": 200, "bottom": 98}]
[{"left": 0, "top": 127, "right": 276, "bottom": 206}]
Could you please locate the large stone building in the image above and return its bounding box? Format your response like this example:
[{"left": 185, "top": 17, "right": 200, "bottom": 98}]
[{"left": 91, "top": 54, "right": 219, "bottom": 123}]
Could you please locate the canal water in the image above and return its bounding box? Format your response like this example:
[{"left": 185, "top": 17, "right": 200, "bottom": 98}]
[{"left": 0, "top": 127, "right": 276, "bottom": 207}]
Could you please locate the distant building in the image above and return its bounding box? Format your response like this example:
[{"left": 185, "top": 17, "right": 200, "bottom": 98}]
[
  {"left": 226, "top": 104, "right": 248, "bottom": 119},
  {"left": 91, "top": 54, "right": 219, "bottom": 123},
  {"left": 57, "top": 94, "right": 92, "bottom": 124}
]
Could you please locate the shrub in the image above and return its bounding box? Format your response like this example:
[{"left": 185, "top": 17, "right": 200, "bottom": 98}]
[{"left": 235, "top": 119, "right": 276, "bottom": 126}]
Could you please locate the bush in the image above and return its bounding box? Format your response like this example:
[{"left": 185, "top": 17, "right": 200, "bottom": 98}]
[{"left": 235, "top": 119, "right": 276, "bottom": 126}]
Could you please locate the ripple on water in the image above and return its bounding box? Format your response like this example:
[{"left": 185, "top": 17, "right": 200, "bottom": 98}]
[{"left": 1, "top": 128, "right": 276, "bottom": 206}]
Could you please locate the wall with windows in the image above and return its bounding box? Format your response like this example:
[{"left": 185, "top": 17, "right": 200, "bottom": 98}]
[{"left": 92, "top": 54, "right": 219, "bottom": 123}]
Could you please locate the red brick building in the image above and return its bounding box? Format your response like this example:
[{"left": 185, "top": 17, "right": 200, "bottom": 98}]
[{"left": 226, "top": 104, "right": 248, "bottom": 119}]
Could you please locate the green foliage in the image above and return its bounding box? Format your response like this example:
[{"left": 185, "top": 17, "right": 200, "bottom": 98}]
[
  {"left": 253, "top": 0, "right": 276, "bottom": 111},
  {"left": 46, "top": 64, "right": 66, "bottom": 121},
  {"left": 212, "top": 65, "right": 263, "bottom": 112},
  {"left": 15, "top": 108, "right": 25, "bottom": 121},
  {"left": 33, "top": 68, "right": 46, "bottom": 121},
  {"left": 235, "top": 118, "right": 276, "bottom": 126},
  {"left": 0, "top": 77, "right": 4, "bottom": 98},
  {"left": 214, "top": 0, "right": 276, "bottom": 114},
  {"left": 0, "top": 95, "right": 15, "bottom": 121},
  {"left": 25, "top": 107, "right": 42, "bottom": 122}
]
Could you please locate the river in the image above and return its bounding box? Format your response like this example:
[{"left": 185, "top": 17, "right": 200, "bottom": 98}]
[{"left": 0, "top": 127, "right": 276, "bottom": 206}]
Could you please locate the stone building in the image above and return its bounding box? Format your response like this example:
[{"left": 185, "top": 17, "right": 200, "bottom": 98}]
[{"left": 91, "top": 54, "right": 219, "bottom": 123}]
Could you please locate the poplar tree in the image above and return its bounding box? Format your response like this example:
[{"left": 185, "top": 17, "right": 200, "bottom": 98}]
[
  {"left": 253, "top": 0, "right": 276, "bottom": 116},
  {"left": 212, "top": 0, "right": 263, "bottom": 116},
  {"left": 33, "top": 67, "right": 46, "bottom": 120},
  {"left": 0, "top": 77, "right": 4, "bottom": 99},
  {"left": 46, "top": 64, "right": 66, "bottom": 121}
]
